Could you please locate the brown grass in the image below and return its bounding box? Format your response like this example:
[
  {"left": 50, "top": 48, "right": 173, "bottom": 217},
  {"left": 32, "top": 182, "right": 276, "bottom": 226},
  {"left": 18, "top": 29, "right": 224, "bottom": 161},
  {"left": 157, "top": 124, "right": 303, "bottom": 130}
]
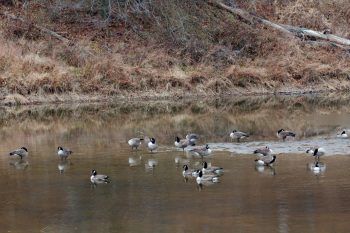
[{"left": 0, "top": 1, "right": 349, "bottom": 104}]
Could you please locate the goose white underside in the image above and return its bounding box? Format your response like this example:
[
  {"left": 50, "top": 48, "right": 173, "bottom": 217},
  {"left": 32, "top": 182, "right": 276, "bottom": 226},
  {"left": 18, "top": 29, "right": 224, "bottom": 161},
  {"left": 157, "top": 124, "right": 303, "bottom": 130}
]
[
  {"left": 148, "top": 143, "right": 158, "bottom": 151},
  {"left": 196, "top": 176, "right": 219, "bottom": 184}
]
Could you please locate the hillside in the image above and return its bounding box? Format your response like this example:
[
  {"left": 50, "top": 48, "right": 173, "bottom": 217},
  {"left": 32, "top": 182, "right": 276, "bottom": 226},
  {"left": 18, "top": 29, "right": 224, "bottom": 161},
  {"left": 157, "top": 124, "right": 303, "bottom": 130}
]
[{"left": 0, "top": 0, "right": 349, "bottom": 104}]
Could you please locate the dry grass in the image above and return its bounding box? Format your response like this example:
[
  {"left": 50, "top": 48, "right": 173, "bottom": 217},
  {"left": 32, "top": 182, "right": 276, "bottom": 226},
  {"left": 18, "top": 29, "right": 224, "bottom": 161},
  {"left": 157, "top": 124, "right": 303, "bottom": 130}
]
[{"left": 0, "top": 1, "right": 349, "bottom": 104}]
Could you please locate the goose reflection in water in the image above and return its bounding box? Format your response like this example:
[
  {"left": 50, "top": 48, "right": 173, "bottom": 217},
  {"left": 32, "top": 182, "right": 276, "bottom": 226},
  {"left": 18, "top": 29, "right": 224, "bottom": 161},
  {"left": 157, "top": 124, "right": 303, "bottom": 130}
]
[
  {"left": 254, "top": 165, "right": 276, "bottom": 176},
  {"left": 58, "top": 160, "right": 71, "bottom": 174},
  {"left": 174, "top": 156, "right": 190, "bottom": 168},
  {"left": 307, "top": 161, "right": 326, "bottom": 175},
  {"left": 9, "top": 160, "right": 29, "bottom": 170},
  {"left": 145, "top": 159, "right": 158, "bottom": 172},
  {"left": 128, "top": 155, "right": 142, "bottom": 167}
]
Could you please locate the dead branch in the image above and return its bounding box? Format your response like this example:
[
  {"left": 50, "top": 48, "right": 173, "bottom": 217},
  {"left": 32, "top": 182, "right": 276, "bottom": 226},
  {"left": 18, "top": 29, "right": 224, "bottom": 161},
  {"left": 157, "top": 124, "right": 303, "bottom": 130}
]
[
  {"left": 1, "top": 11, "right": 70, "bottom": 43},
  {"left": 1, "top": 11, "right": 95, "bottom": 57},
  {"left": 208, "top": 0, "right": 350, "bottom": 49}
]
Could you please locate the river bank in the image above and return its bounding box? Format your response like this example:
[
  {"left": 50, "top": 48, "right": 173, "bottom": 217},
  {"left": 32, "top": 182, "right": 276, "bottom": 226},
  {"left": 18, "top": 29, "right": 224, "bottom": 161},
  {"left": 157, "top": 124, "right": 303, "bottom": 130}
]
[{"left": 0, "top": 1, "right": 349, "bottom": 106}]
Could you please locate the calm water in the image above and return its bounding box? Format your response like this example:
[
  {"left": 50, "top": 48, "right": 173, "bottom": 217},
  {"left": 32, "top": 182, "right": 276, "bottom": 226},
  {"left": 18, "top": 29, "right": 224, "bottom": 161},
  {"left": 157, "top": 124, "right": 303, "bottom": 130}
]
[{"left": 1, "top": 95, "right": 350, "bottom": 232}]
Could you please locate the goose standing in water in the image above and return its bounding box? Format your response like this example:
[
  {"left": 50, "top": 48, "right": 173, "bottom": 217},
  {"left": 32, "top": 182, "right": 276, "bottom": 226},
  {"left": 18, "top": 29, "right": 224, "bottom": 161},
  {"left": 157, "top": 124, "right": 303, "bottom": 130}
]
[
  {"left": 147, "top": 137, "right": 158, "bottom": 152},
  {"left": 277, "top": 129, "right": 296, "bottom": 141},
  {"left": 230, "top": 130, "right": 249, "bottom": 142},
  {"left": 175, "top": 136, "right": 189, "bottom": 151},
  {"left": 57, "top": 146, "right": 72, "bottom": 160},
  {"left": 337, "top": 130, "right": 348, "bottom": 138},
  {"left": 90, "top": 170, "right": 110, "bottom": 184},
  {"left": 255, "top": 155, "right": 276, "bottom": 166},
  {"left": 9, "top": 147, "right": 28, "bottom": 160},
  {"left": 253, "top": 146, "right": 273, "bottom": 157},
  {"left": 189, "top": 144, "right": 212, "bottom": 159},
  {"left": 306, "top": 147, "right": 325, "bottom": 161},
  {"left": 128, "top": 137, "right": 144, "bottom": 150}
]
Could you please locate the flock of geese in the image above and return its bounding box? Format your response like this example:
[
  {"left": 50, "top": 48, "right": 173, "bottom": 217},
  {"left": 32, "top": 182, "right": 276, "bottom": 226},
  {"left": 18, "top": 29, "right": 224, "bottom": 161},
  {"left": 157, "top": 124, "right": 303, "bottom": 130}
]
[{"left": 7, "top": 128, "right": 348, "bottom": 185}]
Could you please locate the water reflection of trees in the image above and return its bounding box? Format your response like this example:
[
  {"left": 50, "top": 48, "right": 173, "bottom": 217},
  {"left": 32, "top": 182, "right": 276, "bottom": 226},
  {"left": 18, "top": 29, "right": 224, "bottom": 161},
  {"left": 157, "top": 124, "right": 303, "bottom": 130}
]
[{"left": 1, "top": 94, "right": 350, "bottom": 147}]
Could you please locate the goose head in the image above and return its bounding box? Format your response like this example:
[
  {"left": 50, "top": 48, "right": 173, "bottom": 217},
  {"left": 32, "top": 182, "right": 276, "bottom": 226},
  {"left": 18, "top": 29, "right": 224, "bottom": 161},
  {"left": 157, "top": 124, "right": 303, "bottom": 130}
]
[
  {"left": 183, "top": 164, "right": 188, "bottom": 171},
  {"left": 91, "top": 170, "right": 97, "bottom": 176},
  {"left": 277, "top": 129, "right": 284, "bottom": 134},
  {"left": 202, "top": 161, "right": 208, "bottom": 169}
]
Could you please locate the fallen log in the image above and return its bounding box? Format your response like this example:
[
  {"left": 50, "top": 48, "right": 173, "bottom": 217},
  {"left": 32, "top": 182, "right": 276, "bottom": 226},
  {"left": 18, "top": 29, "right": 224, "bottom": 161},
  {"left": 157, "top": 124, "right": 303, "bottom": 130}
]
[
  {"left": 208, "top": 0, "right": 350, "bottom": 49},
  {"left": 1, "top": 11, "right": 70, "bottom": 43}
]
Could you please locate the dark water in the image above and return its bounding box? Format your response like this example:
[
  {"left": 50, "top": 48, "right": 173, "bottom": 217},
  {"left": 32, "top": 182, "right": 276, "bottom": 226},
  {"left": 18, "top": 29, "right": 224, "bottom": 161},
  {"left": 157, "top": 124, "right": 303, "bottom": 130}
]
[{"left": 1, "top": 94, "right": 350, "bottom": 233}]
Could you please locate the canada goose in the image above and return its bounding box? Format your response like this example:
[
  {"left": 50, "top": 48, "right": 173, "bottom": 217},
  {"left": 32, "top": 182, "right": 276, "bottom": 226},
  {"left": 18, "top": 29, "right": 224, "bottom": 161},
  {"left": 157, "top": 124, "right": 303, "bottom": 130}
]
[
  {"left": 90, "top": 170, "right": 110, "bottom": 184},
  {"left": 253, "top": 146, "right": 272, "bottom": 156},
  {"left": 9, "top": 147, "right": 28, "bottom": 159},
  {"left": 189, "top": 144, "right": 212, "bottom": 159},
  {"left": 277, "top": 129, "right": 296, "bottom": 141},
  {"left": 186, "top": 133, "right": 199, "bottom": 146},
  {"left": 148, "top": 137, "right": 158, "bottom": 152},
  {"left": 337, "top": 130, "right": 348, "bottom": 138},
  {"left": 182, "top": 164, "right": 196, "bottom": 177},
  {"left": 255, "top": 155, "right": 276, "bottom": 166},
  {"left": 202, "top": 161, "right": 224, "bottom": 175},
  {"left": 128, "top": 138, "right": 144, "bottom": 150},
  {"left": 306, "top": 147, "right": 325, "bottom": 161},
  {"left": 175, "top": 136, "right": 189, "bottom": 151},
  {"left": 57, "top": 146, "right": 72, "bottom": 160},
  {"left": 230, "top": 130, "right": 249, "bottom": 142},
  {"left": 196, "top": 170, "right": 219, "bottom": 184}
]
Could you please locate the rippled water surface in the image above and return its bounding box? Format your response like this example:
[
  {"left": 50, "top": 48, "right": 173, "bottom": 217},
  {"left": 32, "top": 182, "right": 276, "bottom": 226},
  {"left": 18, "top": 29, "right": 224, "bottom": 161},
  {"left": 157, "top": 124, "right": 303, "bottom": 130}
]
[{"left": 1, "top": 94, "right": 350, "bottom": 232}]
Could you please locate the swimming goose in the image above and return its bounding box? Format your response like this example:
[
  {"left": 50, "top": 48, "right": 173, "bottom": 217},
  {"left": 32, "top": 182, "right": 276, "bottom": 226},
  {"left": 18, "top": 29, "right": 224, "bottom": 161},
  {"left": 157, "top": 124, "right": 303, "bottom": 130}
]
[
  {"left": 9, "top": 147, "right": 28, "bottom": 159},
  {"left": 306, "top": 147, "right": 325, "bottom": 161},
  {"left": 147, "top": 137, "right": 158, "bottom": 152},
  {"left": 182, "top": 165, "right": 196, "bottom": 177},
  {"left": 337, "top": 130, "right": 348, "bottom": 138},
  {"left": 186, "top": 133, "right": 199, "bottom": 146},
  {"left": 57, "top": 146, "right": 72, "bottom": 160},
  {"left": 175, "top": 136, "right": 189, "bottom": 151},
  {"left": 277, "top": 129, "right": 296, "bottom": 141},
  {"left": 90, "top": 170, "right": 110, "bottom": 183},
  {"left": 189, "top": 144, "right": 212, "bottom": 158},
  {"left": 196, "top": 170, "right": 219, "bottom": 184},
  {"left": 255, "top": 154, "right": 276, "bottom": 166},
  {"left": 230, "top": 130, "right": 249, "bottom": 142},
  {"left": 128, "top": 137, "right": 144, "bottom": 150},
  {"left": 253, "top": 146, "right": 272, "bottom": 156},
  {"left": 202, "top": 161, "right": 224, "bottom": 175}
]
